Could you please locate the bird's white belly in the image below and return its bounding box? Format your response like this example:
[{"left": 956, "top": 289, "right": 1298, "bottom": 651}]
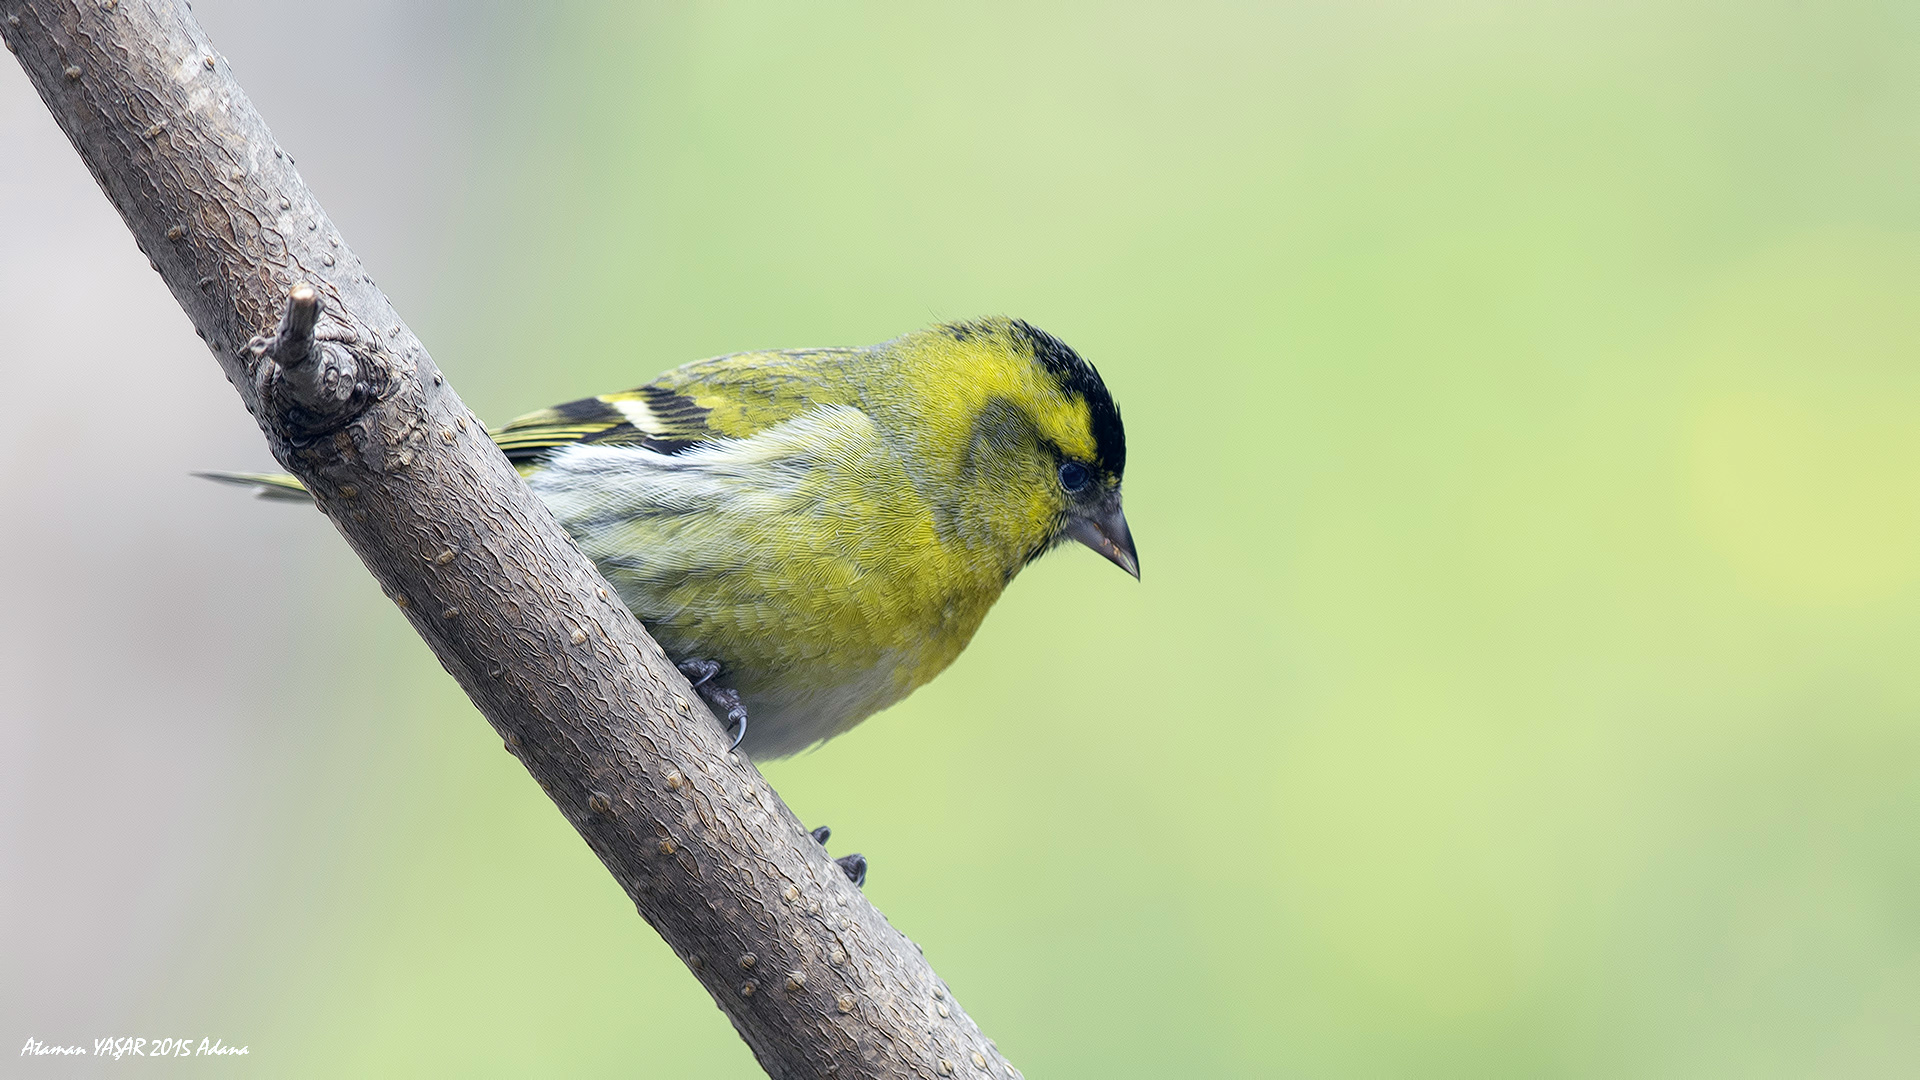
[
  {"left": 734, "top": 652, "right": 913, "bottom": 758},
  {"left": 527, "top": 413, "right": 940, "bottom": 758}
]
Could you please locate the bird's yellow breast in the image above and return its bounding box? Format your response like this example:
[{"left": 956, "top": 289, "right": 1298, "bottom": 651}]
[{"left": 527, "top": 405, "right": 1017, "bottom": 757}]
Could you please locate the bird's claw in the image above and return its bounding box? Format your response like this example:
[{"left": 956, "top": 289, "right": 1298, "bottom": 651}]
[
  {"left": 835, "top": 854, "right": 868, "bottom": 888},
  {"left": 676, "top": 657, "right": 720, "bottom": 689},
  {"left": 677, "top": 658, "right": 748, "bottom": 751},
  {"left": 808, "top": 824, "right": 866, "bottom": 888}
]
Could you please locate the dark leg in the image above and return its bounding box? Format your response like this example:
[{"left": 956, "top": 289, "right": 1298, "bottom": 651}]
[
  {"left": 677, "top": 657, "right": 720, "bottom": 688},
  {"left": 835, "top": 854, "right": 868, "bottom": 888},
  {"left": 676, "top": 658, "right": 748, "bottom": 751},
  {"left": 805, "top": 823, "right": 867, "bottom": 887}
]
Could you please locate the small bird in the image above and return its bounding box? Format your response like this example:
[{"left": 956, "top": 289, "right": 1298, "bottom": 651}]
[{"left": 208, "top": 317, "right": 1136, "bottom": 879}]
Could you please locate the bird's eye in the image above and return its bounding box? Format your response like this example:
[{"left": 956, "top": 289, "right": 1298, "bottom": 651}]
[{"left": 1058, "top": 461, "right": 1091, "bottom": 493}]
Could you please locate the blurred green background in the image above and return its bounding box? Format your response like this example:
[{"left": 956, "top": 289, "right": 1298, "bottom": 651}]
[{"left": 8, "top": 1, "right": 1920, "bottom": 1076}]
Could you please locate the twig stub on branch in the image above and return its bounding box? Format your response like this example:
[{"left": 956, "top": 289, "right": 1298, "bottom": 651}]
[{"left": 245, "top": 282, "right": 370, "bottom": 440}]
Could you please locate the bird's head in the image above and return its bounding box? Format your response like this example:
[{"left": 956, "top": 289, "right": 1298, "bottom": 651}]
[{"left": 883, "top": 318, "right": 1138, "bottom": 581}]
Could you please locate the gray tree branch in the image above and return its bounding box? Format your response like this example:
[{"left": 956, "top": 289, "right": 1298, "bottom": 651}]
[{"left": 2, "top": 4, "right": 1013, "bottom": 1076}]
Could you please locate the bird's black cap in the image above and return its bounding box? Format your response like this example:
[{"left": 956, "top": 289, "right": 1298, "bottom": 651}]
[{"left": 1007, "top": 319, "right": 1126, "bottom": 479}]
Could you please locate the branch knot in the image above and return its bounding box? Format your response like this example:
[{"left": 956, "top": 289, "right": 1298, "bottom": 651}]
[{"left": 249, "top": 282, "right": 371, "bottom": 440}]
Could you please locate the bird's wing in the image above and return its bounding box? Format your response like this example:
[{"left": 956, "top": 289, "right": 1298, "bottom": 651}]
[{"left": 491, "top": 348, "right": 865, "bottom": 468}]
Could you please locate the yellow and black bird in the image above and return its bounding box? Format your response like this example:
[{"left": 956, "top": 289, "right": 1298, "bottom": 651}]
[{"left": 209, "top": 317, "right": 1136, "bottom": 879}]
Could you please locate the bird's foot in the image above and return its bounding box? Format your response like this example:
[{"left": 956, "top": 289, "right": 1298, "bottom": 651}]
[
  {"left": 836, "top": 854, "right": 868, "bottom": 888},
  {"left": 676, "top": 658, "right": 748, "bottom": 751},
  {"left": 808, "top": 824, "right": 867, "bottom": 888}
]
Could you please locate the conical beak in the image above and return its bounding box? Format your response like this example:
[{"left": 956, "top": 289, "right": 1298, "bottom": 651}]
[{"left": 1064, "top": 497, "right": 1140, "bottom": 579}]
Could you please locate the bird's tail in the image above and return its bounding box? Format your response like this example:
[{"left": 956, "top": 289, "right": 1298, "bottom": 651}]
[{"left": 193, "top": 470, "right": 314, "bottom": 502}]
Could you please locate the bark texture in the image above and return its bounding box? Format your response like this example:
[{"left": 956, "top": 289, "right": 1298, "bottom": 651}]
[{"left": 2, "top": 4, "right": 1015, "bottom": 1077}]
